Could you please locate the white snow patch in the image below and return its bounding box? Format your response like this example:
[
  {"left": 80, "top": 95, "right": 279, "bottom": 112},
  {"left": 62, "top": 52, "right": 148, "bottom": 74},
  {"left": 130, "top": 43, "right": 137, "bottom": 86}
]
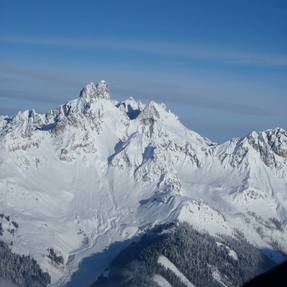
[
  {"left": 153, "top": 274, "right": 172, "bottom": 287},
  {"left": 212, "top": 269, "right": 228, "bottom": 287},
  {"left": 158, "top": 255, "right": 195, "bottom": 287},
  {"left": 176, "top": 201, "right": 233, "bottom": 237},
  {"left": 216, "top": 242, "right": 238, "bottom": 261}
]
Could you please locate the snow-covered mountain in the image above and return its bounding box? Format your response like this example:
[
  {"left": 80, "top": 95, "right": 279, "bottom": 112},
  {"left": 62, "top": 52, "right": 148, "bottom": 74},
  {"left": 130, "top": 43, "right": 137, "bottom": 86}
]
[{"left": 0, "top": 80, "right": 286, "bottom": 286}]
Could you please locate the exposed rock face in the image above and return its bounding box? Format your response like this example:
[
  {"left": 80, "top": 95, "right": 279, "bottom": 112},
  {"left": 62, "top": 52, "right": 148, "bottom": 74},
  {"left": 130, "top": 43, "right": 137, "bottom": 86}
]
[{"left": 80, "top": 80, "right": 110, "bottom": 100}]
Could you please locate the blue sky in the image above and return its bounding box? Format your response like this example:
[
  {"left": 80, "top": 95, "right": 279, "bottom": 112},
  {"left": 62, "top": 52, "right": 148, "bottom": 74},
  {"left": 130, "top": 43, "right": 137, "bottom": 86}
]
[{"left": 0, "top": 0, "right": 286, "bottom": 142}]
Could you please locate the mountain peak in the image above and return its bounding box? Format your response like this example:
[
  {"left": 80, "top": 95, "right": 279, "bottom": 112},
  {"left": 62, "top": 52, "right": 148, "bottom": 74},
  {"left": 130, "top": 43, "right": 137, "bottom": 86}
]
[
  {"left": 139, "top": 101, "right": 170, "bottom": 121},
  {"left": 246, "top": 128, "right": 287, "bottom": 159},
  {"left": 117, "top": 97, "right": 145, "bottom": 120},
  {"left": 79, "top": 80, "right": 110, "bottom": 100}
]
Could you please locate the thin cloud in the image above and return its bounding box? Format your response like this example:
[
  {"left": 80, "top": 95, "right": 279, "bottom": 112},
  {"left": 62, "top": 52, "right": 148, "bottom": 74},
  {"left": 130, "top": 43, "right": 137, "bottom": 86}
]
[
  {"left": 0, "top": 62, "right": 285, "bottom": 119},
  {"left": 0, "top": 89, "right": 60, "bottom": 104},
  {"left": 1, "top": 36, "right": 287, "bottom": 67},
  {"left": 0, "top": 64, "right": 82, "bottom": 86},
  {"left": 113, "top": 85, "right": 275, "bottom": 117},
  {"left": 0, "top": 82, "right": 275, "bottom": 118}
]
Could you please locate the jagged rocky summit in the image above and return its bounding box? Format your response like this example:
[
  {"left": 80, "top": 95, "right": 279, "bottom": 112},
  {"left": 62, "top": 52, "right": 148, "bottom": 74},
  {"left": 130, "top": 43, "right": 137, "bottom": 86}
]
[{"left": 0, "top": 80, "right": 286, "bottom": 287}]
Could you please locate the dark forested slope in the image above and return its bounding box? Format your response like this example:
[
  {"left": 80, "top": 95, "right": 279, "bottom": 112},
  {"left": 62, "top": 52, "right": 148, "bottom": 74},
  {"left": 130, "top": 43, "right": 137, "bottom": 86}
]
[
  {"left": 92, "top": 223, "right": 273, "bottom": 287},
  {"left": 0, "top": 241, "right": 50, "bottom": 287}
]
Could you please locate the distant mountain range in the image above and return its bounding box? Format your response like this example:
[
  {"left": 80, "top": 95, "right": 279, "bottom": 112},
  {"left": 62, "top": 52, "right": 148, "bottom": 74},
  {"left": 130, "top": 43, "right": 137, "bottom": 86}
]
[{"left": 0, "top": 81, "right": 286, "bottom": 286}]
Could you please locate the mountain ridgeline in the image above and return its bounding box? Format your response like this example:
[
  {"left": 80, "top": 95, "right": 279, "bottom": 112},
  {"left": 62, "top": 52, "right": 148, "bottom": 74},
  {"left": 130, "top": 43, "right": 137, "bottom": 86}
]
[{"left": 0, "top": 81, "right": 286, "bottom": 286}]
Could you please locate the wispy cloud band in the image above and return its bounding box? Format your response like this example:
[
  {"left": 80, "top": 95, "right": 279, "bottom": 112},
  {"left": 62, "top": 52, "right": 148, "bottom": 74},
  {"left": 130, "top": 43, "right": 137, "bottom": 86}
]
[{"left": 1, "top": 36, "right": 287, "bottom": 67}]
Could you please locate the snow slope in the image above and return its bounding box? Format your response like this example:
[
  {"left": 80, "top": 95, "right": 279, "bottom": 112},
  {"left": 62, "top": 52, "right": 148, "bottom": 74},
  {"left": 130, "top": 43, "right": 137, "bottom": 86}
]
[
  {"left": 158, "top": 255, "right": 195, "bottom": 287},
  {"left": 153, "top": 274, "right": 172, "bottom": 287},
  {"left": 0, "top": 80, "right": 287, "bottom": 286}
]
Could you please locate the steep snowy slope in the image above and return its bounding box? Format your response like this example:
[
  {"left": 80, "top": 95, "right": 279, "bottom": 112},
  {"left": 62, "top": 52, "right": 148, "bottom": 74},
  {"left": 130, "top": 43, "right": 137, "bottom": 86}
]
[{"left": 0, "top": 81, "right": 286, "bottom": 286}]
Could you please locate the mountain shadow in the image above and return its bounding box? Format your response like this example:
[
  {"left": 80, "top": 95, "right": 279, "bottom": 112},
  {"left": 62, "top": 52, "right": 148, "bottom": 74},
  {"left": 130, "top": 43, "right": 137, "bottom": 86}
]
[{"left": 242, "top": 260, "right": 287, "bottom": 287}]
